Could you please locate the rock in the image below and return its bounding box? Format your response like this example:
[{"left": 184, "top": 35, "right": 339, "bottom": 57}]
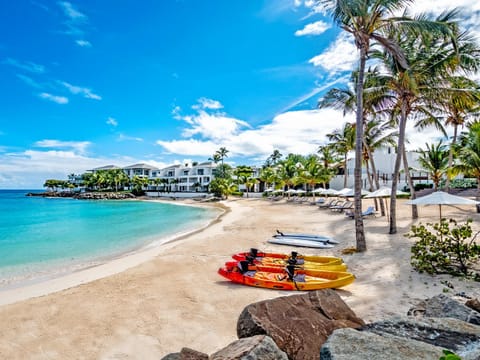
[
  {"left": 409, "top": 294, "right": 480, "bottom": 325},
  {"left": 210, "top": 335, "right": 288, "bottom": 360},
  {"left": 320, "top": 327, "right": 445, "bottom": 360},
  {"left": 160, "top": 347, "right": 208, "bottom": 360},
  {"left": 236, "top": 289, "right": 364, "bottom": 360},
  {"left": 466, "top": 298, "right": 480, "bottom": 313},
  {"left": 361, "top": 315, "right": 480, "bottom": 360}
]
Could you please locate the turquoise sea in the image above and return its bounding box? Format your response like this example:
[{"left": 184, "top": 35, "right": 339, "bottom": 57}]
[{"left": 0, "top": 190, "right": 221, "bottom": 289}]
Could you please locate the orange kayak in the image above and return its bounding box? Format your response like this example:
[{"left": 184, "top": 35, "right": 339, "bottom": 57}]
[
  {"left": 218, "top": 261, "right": 355, "bottom": 291},
  {"left": 232, "top": 249, "right": 344, "bottom": 268}
]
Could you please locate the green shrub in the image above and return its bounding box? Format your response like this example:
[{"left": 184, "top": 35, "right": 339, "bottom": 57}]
[
  {"left": 439, "top": 349, "right": 462, "bottom": 360},
  {"left": 406, "top": 219, "right": 480, "bottom": 278}
]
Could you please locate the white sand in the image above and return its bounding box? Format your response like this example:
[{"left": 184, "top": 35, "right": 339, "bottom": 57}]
[{"left": 0, "top": 197, "right": 478, "bottom": 359}]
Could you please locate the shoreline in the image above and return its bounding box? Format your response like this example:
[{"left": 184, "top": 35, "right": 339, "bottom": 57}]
[
  {"left": 0, "top": 197, "right": 478, "bottom": 358},
  {"left": 0, "top": 198, "right": 227, "bottom": 306}
]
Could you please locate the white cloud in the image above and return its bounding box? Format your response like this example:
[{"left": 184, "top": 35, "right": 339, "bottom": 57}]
[
  {"left": 4, "top": 58, "right": 45, "bottom": 74},
  {"left": 38, "top": 92, "right": 69, "bottom": 104},
  {"left": 309, "top": 32, "right": 357, "bottom": 74},
  {"left": 61, "top": 81, "right": 101, "bottom": 100},
  {"left": 58, "top": 1, "right": 86, "bottom": 20},
  {"left": 0, "top": 149, "right": 136, "bottom": 189},
  {"left": 295, "top": 20, "right": 330, "bottom": 36},
  {"left": 76, "top": 40, "right": 92, "bottom": 47},
  {"left": 57, "top": 1, "right": 90, "bottom": 45},
  {"left": 117, "top": 134, "right": 143, "bottom": 142},
  {"left": 156, "top": 139, "right": 219, "bottom": 157},
  {"left": 180, "top": 110, "right": 250, "bottom": 141},
  {"left": 106, "top": 117, "right": 118, "bottom": 127},
  {"left": 16, "top": 74, "right": 42, "bottom": 88},
  {"left": 35, "top": 139, "right": 91, "bottom": 154},
  {"left": 193, "top": 97, "right": 224, "bottom": 110}
]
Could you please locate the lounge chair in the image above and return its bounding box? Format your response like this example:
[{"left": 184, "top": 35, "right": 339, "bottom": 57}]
[
  {"left": 318, "top": 199, "right": 337, "bottom": 209},
  {"left": 346, "top": 206, "right": 376, "bottom": 219},
  {"left": 331, "top": 201, "right": 353, "bottom": 212}
]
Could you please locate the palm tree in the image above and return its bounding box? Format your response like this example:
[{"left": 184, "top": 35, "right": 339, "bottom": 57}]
[
  {"left": 440, "top": 76, "right": 480, "bottom": 190},
  {"left": 234, "top": 165, "right": 254, "bottom": 197},
  {"left": 374, "top": 12, "right": 480, "bottom": 233},
  {"left": 265, "top": 149, "right": 283, "bottom": 167},
  {"left": 319, "top": 0, "right": 418, "bottom": 251},
  {"left": 326, "top": 123, "right": 355, "bottom": 188},
  {"left": 452, "top": 121, "right": 480, "bottom": 204},
  {"left": 417, "top": 141, "right": 449, "bottom": 190}
]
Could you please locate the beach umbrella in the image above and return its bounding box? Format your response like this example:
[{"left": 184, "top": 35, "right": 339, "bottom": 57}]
[
  {"left": 322, "top": 188, "right": 338, "bottom": 196},
  {"left": 364, "top": 186, "right": 408, "bottom": 221},
  {"left": 285, "top": 189, "right": 297, "bottom": 194},
  {"left": 405, "top": 191, "right": 479, "bottom": 221},
  {"left": 364, "top": 186, "right": 408, "bottom": 198},
  {"left": 264, "top": 187, "right": 274, "bottom": 192},
  {"left": 312, "top": 188, "right": 325, "bottom": 194},
  {"left": 337, "top": 188, "right": 370, "bottom": 197}
]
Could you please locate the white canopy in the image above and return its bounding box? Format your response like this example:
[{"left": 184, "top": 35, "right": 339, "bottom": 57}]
[{"left": 364, "top": 186, "right": 408, "bottom": 198}]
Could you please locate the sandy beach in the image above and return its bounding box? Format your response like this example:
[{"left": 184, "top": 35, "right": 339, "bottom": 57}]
[{"left": 0, "top": 197, "right": 479, "bottom": 359}]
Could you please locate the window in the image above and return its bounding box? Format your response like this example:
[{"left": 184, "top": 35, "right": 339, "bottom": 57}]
[{"left": 198, "top": 169, "right": 204, "bottom": 175}]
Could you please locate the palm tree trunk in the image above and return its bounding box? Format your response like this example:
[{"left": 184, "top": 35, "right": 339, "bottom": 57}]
[
  {"left": 367, "top": 146, "right": 386, "bottom": 216},
  {"left": 354, "top": 49, "right": 367, "bottom": 252},
  {"left": 445, "top": 124, "right": 458, "bottom": 191},
  {"left": 389, "top": 101, "right": 408, "bottom": 234},
  {"left": 402, "top": 148, "right": 418, "bottom": 219},
  {"left": 343, "top": 153, "right": 348, "bottom": 188}
]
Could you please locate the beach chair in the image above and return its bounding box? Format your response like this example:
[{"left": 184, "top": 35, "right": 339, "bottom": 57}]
[
  {"left": 345, "top": 206, "right": 376, "bottom": 219},
  {"left": 331, "top": 201, "right": 353, "bottom": 212},
  {"left": 318, "top": 199, "right": 337, "bottom": 209},
  {"left": 362, "top": 206, "right": 376, "bottom": 217}
]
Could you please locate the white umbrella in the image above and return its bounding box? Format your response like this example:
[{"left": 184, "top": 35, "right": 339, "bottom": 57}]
[
  {"left": 264, "top": 187, "right": 274, "bottom": 192},
  {"left": 285, "top": 189, "right": 297, "bottom": 194},
  {"left": 364, "top": 186, "right": 408, "bottom": 221},
  {"left": 295, "top": 189, "right": 306, "bottom": 194},
  {"left": 337, "top": 188, "right": 370, "bottom": 197},
  {"left": 322, "top": 188, "right": 338, "bottom": 196},
  {"left": 334, "top": 188, "right": 352, "bottom": 196},
  {"left": 312, "top": 188, "right": 325, "bottom": 194},
  {"left": 405, "top": 191, "right": 479, "bottom": 221},
  {"left": 364, "top": 186, "right": 408, "bottom": 198}
]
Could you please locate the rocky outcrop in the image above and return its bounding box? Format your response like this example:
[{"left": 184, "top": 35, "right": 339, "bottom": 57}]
[
  {"left": 161, "top": 347, "right": 208, "bottom": 359},
  {"left": 360, "top": 316, "right": 480, "bottom": 359},
  {"left": 236, "top": 289, "right": 364, "bottom": 359},
  {"left": 163, "top": 291, "right": 480, "bottom": 360},
  {"left": 210, "top": 335, "right": 288, "bottom": 360},
  {"left": 74, "top": 192, "right": 135, "bottom": 200},
  {"left": 408, "top": 293, "right": 480, "bottom": 325},
  {"left": 26, "top": 192, "right": 136, "bottom": 200},
  {"left": 320, "top": 327, "right": 446, "bottom": 360}
]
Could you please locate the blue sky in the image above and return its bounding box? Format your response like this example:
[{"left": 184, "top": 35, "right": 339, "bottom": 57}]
[{"left": 1, "top": 0, "right": 479, "bottom": 189}]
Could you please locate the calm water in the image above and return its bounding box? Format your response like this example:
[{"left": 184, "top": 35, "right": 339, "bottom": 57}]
[{"left": 0, "top": 190, "right": 220, "bottom": 288}]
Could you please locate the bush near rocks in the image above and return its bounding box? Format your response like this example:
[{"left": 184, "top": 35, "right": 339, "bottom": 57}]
[{"left": 407, "top": 219, "right": 480, "bottom": 278}]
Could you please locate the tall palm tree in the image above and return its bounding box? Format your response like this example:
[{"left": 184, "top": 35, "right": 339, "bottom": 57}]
[
  {"left": 319, "top": 0, "right": 414, "bottom": 251},
  {"left": 265, "top": 149, "right": 283, "bottom": 167},
  {"left": 440, "top": 76, "right": 480, "bottom": 190},
  {"left": 417, "top": 141, "right": 449, "bottom": 190},
  {"left": 373, "top": 11, "right": 480, "bottom": 233},
  {"left": 452, "top": 121, "right": 480, "bottom": 204},
  {"left": 326, "top": 123, "right": 355, "bottom": 187}
]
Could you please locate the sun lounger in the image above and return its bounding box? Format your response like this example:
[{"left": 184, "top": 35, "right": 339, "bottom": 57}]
[
  {"left": 346, "top": 206, "right": 376, "bottom": 219},
  {"left": 331, "top": 201, "right": 353, "bottom": 212},
  {"left": 318, "top": 199, "right": 337, "bottom": 209}
]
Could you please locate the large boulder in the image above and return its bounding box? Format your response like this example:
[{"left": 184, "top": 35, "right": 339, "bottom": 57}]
[
  {"left": 320, "top": 328, "right": 445, "bottom": 360},
  {"left": 161, "top": 347, "right": 208, "bottom": 360},
  {"left": 236, "top": 289, "right": 364, "bottom": 360},
  {"left": 361, "top": 316, "right": 480, "bottom": 359},
  {"left": 408, "top": 294, "right": 480, "bottom": 325},
  {"left": 210, "top": 335, "right": 288, "bottom": 360}
]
